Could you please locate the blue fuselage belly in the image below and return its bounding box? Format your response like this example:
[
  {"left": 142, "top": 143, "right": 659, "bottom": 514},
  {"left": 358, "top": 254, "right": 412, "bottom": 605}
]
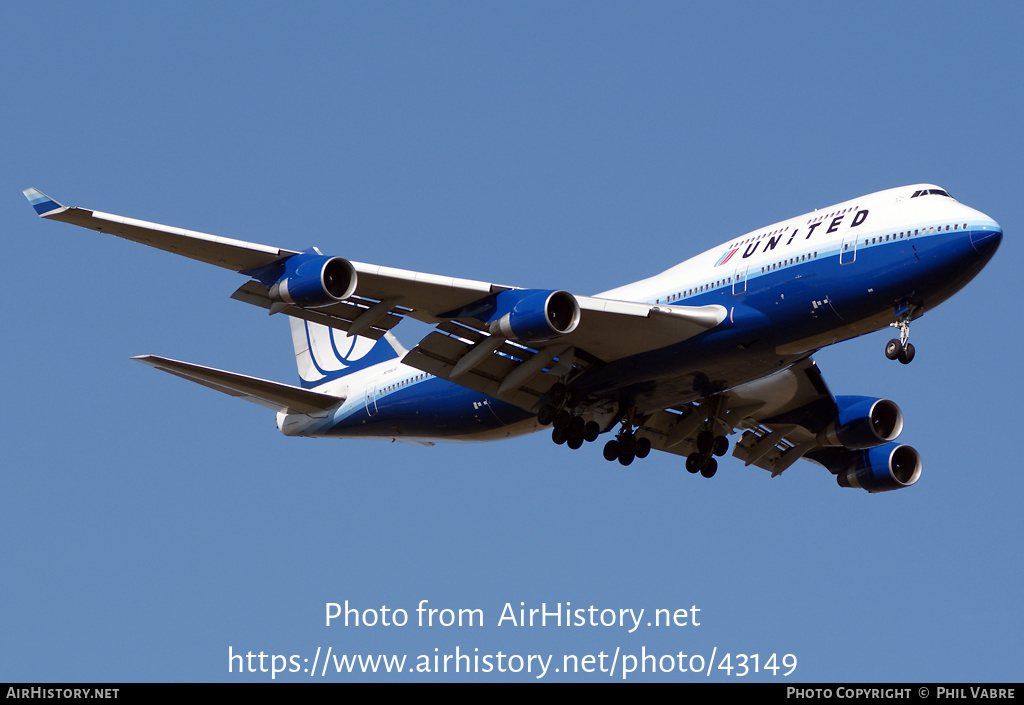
[{"left": 317, "top": 377, "right": 534, "bottom": 439}]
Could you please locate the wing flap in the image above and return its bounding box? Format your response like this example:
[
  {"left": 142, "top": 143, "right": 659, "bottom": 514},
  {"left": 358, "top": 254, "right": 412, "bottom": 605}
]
[
  {"left": 633, "top": 358, "right": 836, "bottom": 476},
  {"left": 719, "top": 359, "right": 834, "bottom": 474},
  {"left": 402, "top": 326, "right": 561, "bottom": 411},
  {"left": 732, "top": 424, "right": 818, "bottom": 476},
  {"left": 230, "top": 281, "right": 405, "bottom": 340},
  {"left": 133, "top": 355, "right": 343, "bottom": 414}
]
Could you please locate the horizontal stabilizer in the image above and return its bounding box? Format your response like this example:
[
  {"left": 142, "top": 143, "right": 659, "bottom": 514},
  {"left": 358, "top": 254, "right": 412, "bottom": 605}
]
[{"left": 133, "top": 355, "right": 343, "bottom": 414}]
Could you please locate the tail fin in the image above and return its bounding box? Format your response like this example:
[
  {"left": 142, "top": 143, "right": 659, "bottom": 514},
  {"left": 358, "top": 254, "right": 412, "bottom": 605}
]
[{"left": 289, "top": 317, "right": 403, "bottom": 388}]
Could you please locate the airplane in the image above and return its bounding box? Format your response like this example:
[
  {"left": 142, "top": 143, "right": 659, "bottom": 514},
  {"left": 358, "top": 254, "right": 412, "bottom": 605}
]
[{"left": 23, "top": 184, "right": 1002, "bottom": 492}]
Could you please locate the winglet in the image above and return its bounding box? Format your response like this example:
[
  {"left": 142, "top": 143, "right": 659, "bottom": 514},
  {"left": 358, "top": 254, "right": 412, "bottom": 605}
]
[{"left": 22, "top": 188, "right": 64, "bottom": 216}]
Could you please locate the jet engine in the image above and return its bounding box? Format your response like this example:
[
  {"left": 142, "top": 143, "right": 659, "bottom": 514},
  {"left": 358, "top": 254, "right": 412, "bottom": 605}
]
[
  {"left": 488, "top": 289, "right": 581, "bottom": 343},
  {"left": 268, "top": 255, "right": 357, "bottom": 309},
  {"left": 816, "top": 396, "right": 904, "bottom": 450},
  {"left": 808, "top": 443, "right": 922, "bottom": 492}
]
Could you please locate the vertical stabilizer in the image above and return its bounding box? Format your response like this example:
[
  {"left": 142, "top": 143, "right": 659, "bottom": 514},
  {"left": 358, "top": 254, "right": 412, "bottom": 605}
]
[{"left": 289, "top": 317, "right": 402, "bottom": 389}]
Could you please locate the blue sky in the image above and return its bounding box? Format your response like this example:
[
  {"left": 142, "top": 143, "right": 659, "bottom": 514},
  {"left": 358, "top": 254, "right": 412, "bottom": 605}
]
[{"left": 3, "top": 2, "right": 1021, "bottom": 682}]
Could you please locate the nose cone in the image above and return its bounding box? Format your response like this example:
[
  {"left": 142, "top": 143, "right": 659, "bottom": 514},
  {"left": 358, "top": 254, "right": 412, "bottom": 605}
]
[{"left": 971, "top": 221, "right": 1002, "bottom": 260}]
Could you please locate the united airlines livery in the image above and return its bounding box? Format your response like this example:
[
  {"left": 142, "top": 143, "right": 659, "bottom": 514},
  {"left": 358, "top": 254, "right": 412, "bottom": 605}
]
[{"left": 23, "top": 185, "right": 1001, "bottom": 492}]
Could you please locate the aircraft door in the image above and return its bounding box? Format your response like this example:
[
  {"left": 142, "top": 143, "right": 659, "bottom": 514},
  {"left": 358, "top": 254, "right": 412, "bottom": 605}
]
[
  {"left": 365, "top": 384, "right": 379, "bottom": 416},
  {"left": 732, "top": 265, "right": 748, "bottom": 295},
  {"left": 840, "top": 233, "right": 857, "bottom": 265}
]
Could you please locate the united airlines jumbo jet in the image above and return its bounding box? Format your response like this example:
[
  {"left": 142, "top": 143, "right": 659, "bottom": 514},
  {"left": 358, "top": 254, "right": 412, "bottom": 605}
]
[{"left": 24, "top": 185, "right": 1001, "bottom": 492}]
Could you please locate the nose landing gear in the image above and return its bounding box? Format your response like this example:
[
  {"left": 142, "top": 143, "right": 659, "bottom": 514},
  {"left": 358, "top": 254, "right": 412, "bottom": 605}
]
[{"left": 885, "top": 307, "right": 917, "bottom": 365}]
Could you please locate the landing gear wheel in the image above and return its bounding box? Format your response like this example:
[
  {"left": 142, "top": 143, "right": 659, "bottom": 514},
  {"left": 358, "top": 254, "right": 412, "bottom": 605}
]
[
  {"left": 603, "top": 439, "right": 620, "bottom": 461},
  {"left": 712, "top": 435, "right": 729, "bottom": 457},
  {"left": 552, "top": 426, "right": 568, "bottom": 445},
  {"left": 635, "top": 437, "right": 651, "bottom": 459},
  {"left": 568, "top": 416, "right": 585, "bottom": 438},
  {"left": 885, "top": 339, "right": 902, "bottom": 360},
  {"left": 618, "top": 434, "right": 637, "bottom": 457},
  {"left": 700, "top": 457, "right": 718, "bottom": 478},
  {"left": 583, "top": 420, "right": 600, "bottom": 443},
  {"left": 887, "top": 307, "right": 917, "bottom": 363},
  {"left": 567, "top": 436, "right": 584, "bottom": 450},
  {"left": 618, "top": 451, "right": 635, "bottom": 466},
  {"left": 537, "top": 404, "right": 556, "bottom": 426},
  {"left": 686, "top": 453, "right": 703, "bottom": 473},
  {"left": 553, "top": 409, "right": 571, "bottom": 430}
]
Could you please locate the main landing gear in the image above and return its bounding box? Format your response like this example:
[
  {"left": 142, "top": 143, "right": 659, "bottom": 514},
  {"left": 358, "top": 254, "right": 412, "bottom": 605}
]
[
  {"left": 885, "top": 309, "right": 916, "bottom": 365},
  {"left": 679, "top": 397, "right": 730, "bottom": 478},
  {"left": 602, "top": 423, "right": 651, "bottom": 466},
  {"left": 685, "top": 429, "right": 729, "bottom": 478},
  {"left": 538, "top": 384, "right": 732, "bottom": 477},
  {"left": 537, "top": 383, "right": 600, "bottom": 451}
]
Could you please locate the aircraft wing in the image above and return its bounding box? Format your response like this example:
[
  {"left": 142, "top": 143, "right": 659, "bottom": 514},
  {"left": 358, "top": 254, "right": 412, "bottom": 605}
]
[
  {"left": 23, "top": 188, "right": 507, "bottom": 323},
  {"left": 23, "top": 188, "right": 299, "bottom": 272},
  {"left": 25, "top": 189, "right": 728, "bottom": 388},
  {"left": 399, "top": 300, "right": 725, "bottom": 414},
  {"left": 635, "top": 357, "right": 839, "bottom": 475}
]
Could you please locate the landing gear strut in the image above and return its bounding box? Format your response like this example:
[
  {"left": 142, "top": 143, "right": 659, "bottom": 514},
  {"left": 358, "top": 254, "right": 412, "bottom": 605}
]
[{"left": 885, "top": 308, "right": 917, "bottom": 365}]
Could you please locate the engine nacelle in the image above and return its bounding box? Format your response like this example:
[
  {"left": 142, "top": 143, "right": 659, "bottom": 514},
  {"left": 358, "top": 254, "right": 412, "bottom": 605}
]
[
  {"left": 820, "top": 443, "right": 922, "bottom": 492},
  {"left": 269, "top": 254, "right": 357, "bottom": 309},
  {"left": 488, "top": 289, "right": 581, "bottom": 343},
  {"left": 816, "top": 395, "right": 904, "bottom": 450}
]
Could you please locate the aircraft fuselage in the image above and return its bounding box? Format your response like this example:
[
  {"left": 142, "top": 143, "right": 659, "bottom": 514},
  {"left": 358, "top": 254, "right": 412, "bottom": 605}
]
[{"left": 285, "top": 184, "right": 1001, "bottom": 443}]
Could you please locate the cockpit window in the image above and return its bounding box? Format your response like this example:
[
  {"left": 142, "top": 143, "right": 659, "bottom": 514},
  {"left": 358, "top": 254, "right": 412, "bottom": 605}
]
[{"left": 911, "top": 189, "right": 953, "bottom": 198}]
